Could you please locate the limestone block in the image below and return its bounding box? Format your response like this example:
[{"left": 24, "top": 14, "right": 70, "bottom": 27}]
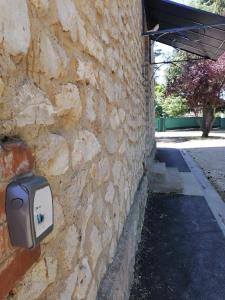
[
  {"left": 58, "top": 3, "right": 87, "bottom": 47},
  {"left": 64, "top": 169, "right": 89, "bottom": 218},
  {"left": 118, "top": 108, "right": 126, "bottom": 123},
  {"left": 112, "top": 161, "right": 123, "bottom": 186},
  {"left": 79, "top": 194, "right": 94, "bottom": 256},
  {"left": 77, "top": 16, "right": 87, "bottom": 46},
  {"left": 77, "top": 60, "right": 96, "bottom": 86},
  {"left": 56, "top": 0, "right": 78, "bottom": 42},
  {"left": 44, "top": 197, "right": 65, "bottom": 243},
  {"left": 91, "top": 157, "right": 110, "bottom": 185},
  {"left": 86, "top": 34, "right": 105, "bottom": 63},
  {"left": 72, "top": 130, "right": 101, "bottom": 169},
  {"left": 98, "top": 157, "right": 110, "bottom": 183},
  {"left": 89, "top": 225, "right": 103, "bottom": 269},
  {"left": 97, "top": 98, "right": 109, "bottom": 128},
  {"left": 63, "top": 225, "right": 79, "bottom": 271},
  {"left": 119, "top": 139, "right": 127, "bottom": 154},
  {"left": 107, "top": 23, "right": 119, "bottom": 41},
  {"left": 102, "top": 208, "right": 113, "bottom": 248},
  {"left": 110, "top": 107, "right": 120, "bottom": 130},
  {"left": 95, "top": 0, "right": 105, "bottom": 15},
  {"left": 36, "top": 133, "right": 69, "bottom": 176},
  {"left": 117, "top": 128, "right": 124, "bottom": 143},
  {"left": 109, "top": 238, "right": 116, "bottom": 263},
  {"left": 31, "top": 0, "right": 49, "bottom": 13},
  {"left": 86, "top": 88, "right": 96, "bottom": 122},
  {"left": 59, "top": 265, "right": 79, "bottom": 300},
  {"left": 93, "top": 193, "right": 104, "bottom": 224},
  {"left": 0, "top": 0, "right": 30, "bottom": 55},
  {"left": 106, "top": 48, "right": 117, "bottom": 72},
  {"left": 45, "top": 257, "right": 58, "bottom": 284},
  {"left": 0, "top": 78, "right": 4, "bottom": 98},
  {"left": 96, "top": 258, "right": 107, "bottom": 287},
  {"left": 87, "top": 280, "right": 98, "bottom": 300},
  {"left": 113, "top": 197, "right": 120, "bottom": 234},
  {"left": 16, "top": 259, "right": 51, "bottom": 300},
  {"left": 76, "top": 257, "right": 92, "bottom": 300},
  {"left": 105, "top": 182, "right": 115, "bottom": 204},
  {"left": 40, "top": 32, "right": 69, "bottom": 79},
  {"left": 0, "top": 53, "right": 16, "bottom": 80},
  {"left": 102, "top": 223, "right": 113, "bottom": 250},
  {"left": 118, "top": 172, "right": 126, "bottom": 204},
  {"left": 13, "top": 81, "right": 55, "bottom": 127},
  {"left": 104, "top": 130, "right": 118, "bottom": 154},
  {"left": 99, "top": 71, "right": 115, "bottom": 103},
  {"left": 54, "top": 83, "right": 82, "bottom": 122},
  {"left": 110, "top": 1, "right": 119, "bottom": 22},
  {"left": 75, "top": 2, "right": 97, "bottom": 30},
  {"left": 100, "top": 30, "right": 110, "bottom": 45}
]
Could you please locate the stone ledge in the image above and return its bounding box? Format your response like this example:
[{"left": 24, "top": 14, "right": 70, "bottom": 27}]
[{"left": 97, "top": 174, "right": 149, "bottom": 300}]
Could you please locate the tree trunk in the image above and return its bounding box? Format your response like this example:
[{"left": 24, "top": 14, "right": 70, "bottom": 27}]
[
  {"left": 201, "top": 104, "right": 214, "bottom": 138},
  {"left": 202, "top": 129, "right": 209, "bottom": 138}
]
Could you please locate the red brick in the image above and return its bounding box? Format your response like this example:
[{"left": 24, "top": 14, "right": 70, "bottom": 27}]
[
  {"left": 0, "top": 141, "right": 34, "bottom": 182},
  {"left": 0, "top": 226, "right": 6, "bottom": 258},
  {"left": 0, "top": 224, "right": 11, "bottom": 261},
  {"left": 0, "top": 185, "right": 6, "bottom": 223},
  {"left": 0, "top": 141, "right": 39, "bottom": 299},
  {"left": 0, "top": 247, "right": 41, "bottom": 300}
]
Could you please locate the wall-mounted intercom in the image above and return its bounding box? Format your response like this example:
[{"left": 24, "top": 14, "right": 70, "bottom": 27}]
[{"left": 6, "top": 175, "right": 53, "bottom": 249}]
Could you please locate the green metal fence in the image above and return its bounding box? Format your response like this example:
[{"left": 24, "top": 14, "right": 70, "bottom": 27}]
[{"left": 155, "top": 117, "right": 223, "bottom": 131}]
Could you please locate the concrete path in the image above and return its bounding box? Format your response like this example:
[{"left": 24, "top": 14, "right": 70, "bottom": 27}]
[
  {"left": 130, "top": 148, "right": 225, "bottom": 300},
  {"left": 156, "top": 129, "right": 225, "bottom": 200}
]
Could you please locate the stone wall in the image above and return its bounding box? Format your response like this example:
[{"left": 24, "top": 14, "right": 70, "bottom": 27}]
[
  {"left": 0, "top": 0, "right": 154, "bottom": 299},
  {"left": 97, "top": 175, "right": 149, "bottom": 300}
]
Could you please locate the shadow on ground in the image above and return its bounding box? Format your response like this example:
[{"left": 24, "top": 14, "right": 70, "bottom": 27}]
[{"left": 130, "top": 193, "right": 225, "bottom": 300}]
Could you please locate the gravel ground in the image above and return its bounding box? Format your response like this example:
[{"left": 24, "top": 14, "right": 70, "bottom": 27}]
[{"left": 156, "top": 129, "right": 225, "bottom": 200}]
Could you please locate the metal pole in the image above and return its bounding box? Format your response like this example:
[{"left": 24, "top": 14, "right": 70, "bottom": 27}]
[
  {"left": 141, "top": 0, "right": 146, "bottom": 36},
  {"left": 142, "top": 23, "right": 225, "bottom": 37},
  {"left": 151, "top": 57, "right": 208, "bottom": 65}
]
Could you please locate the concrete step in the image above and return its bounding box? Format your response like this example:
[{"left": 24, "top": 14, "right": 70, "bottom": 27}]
[
  {"left": 165, "top": 168, "right": 183, "bottom": 193},
  {"left": 150, "top": 167, "right": 183, "bottom": 194},
  {"left": 149, "top": 162, "right": 166, "bottom": 182}
]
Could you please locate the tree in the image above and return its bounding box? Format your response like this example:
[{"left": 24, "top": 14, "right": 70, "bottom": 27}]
[
  {"left": 166, "top": 51, "right": 190, "bottom": 84},
  {"left": 161, "top": 96, "right": 188, "bottom": 117},
  {"left": 191, "top": 0, "right": 225, "bottom": 14},
  {"left": 155, "top": 84, "right": 165, "bottom": 117},
  {"left": 215, "top": 0, "right": 225, "bottom": 14},
  {"left": 166, "top": 54, "right": 225, "bottom": 137},
  {"left": 155, "top": 83, "right": 188, "bottom": 117}
]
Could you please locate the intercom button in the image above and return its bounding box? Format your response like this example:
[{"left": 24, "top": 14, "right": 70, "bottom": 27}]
[{"left": 11, "top": 198, "right": 23, "bottom": 209}]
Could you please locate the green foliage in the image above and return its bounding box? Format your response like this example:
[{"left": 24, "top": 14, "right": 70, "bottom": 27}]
[
  {"left": 155, "top": 103, "right": 163, "bottom": 118},
  {"left": 155, "top": 84, "right": 165, "bottom": 117},
  {"left": 161, "top": 96, "right": 189, "bottom": 117},
  {"left": 190, "top": 0, "right": 225, "bottom": 14},
  {"left": 165, "top": 51, "right": 189, "bottom": 85},
  {"left": 155, "top": 84, "right": 165, "bottom": 100},
  {"left": 155, "top": 84, "right": 188, "bottom": 117}
]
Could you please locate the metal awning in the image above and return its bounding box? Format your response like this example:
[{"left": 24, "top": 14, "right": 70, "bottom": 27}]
[{"left": 143, "top": 0, "right": 225, "bottom": 60}]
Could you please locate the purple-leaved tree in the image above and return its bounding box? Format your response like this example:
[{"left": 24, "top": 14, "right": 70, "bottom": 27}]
[{"left": 167, "top": 53, "right": 225, "bottom": 137}]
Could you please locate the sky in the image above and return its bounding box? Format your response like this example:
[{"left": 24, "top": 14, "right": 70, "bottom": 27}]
[{"left": 155, "top": 0, "right": 191, "bottom": 84}]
